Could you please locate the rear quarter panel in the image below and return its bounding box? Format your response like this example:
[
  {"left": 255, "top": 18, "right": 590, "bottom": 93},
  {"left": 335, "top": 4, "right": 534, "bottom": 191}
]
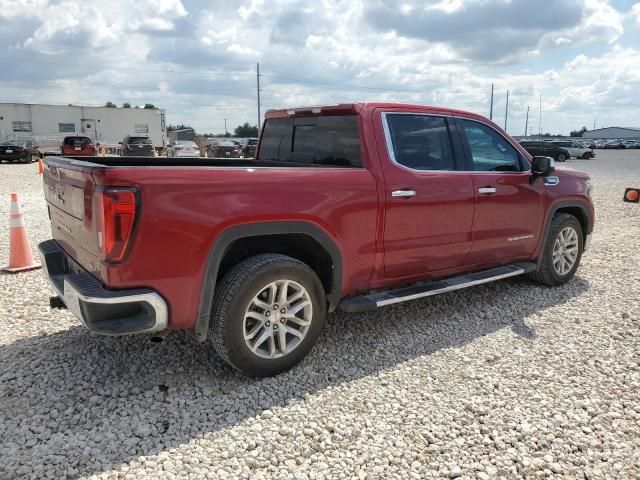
[{"left": 95, "top": 166, "right": 379, "bottom": 329}]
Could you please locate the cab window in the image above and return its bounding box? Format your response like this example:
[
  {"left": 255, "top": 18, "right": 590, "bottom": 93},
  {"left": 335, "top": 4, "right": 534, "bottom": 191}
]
[{"left": 458, "top": 119, "right": 521, "bottom": 172}]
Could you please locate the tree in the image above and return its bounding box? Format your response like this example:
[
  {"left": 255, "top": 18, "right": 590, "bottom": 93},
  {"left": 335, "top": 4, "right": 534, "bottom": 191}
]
[
  {"left": 122, "top": 102, "right": 131, "bottom": 108},
  {"left": 167, "top": 124, "right": 193, "bottom": 132},
  {"left": 143, "top": 103, "right": 157, "bottom": 109},
  {"left": 104, "top": 101, "right": 117, "bottom": 108},
  {"left": 569, "top": 126, "right": 588, "bottom": 137},
  {"left": 234, "top": 123, "right": 259, "bottom": 137}
]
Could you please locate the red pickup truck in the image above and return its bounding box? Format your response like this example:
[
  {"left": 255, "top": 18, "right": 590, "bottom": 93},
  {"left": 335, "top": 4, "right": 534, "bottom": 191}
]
[{"left": 39, "top": 103, "right": 594, "bottom": 376}]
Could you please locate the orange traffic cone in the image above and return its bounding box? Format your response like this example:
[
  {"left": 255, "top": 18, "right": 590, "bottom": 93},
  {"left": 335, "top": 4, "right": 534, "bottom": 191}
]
[
  {"left": 38, "top": 158, "right": 44, "bottom": 174},
  {"left": 2, "top": 193, "right": 41, "bottom": 273}
]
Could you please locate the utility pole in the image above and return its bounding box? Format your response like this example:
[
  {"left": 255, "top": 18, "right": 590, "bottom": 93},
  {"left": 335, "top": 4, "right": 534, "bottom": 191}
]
[
  {"left": 224, "top": 118, "right": 227, "bottom": 135},
  {"left": 593, "top": 116, "right": 596, "bottom": 131},
  {"left": 256, "top": 62, "right": 262, "bottom": 131},
  {"left": 538, "top": 93, "right": 542, "bottom": 138},
  {"left": 524, "top": 106, "right": 530, "bottom": 137},
  {"left": 489, "top": 83, "right": 494, "bottom": 120},
  {"left": 504, "top": 90, "right": 509, "bottom": 132}
]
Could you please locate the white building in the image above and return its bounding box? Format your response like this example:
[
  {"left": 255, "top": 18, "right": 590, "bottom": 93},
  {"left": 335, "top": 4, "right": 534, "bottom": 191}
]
[
  {"left": 0, "top": 103, "right": 167, "bottom": 147},
  {"left": 582, "top": 127, "right": 640, "bottom": 139}
]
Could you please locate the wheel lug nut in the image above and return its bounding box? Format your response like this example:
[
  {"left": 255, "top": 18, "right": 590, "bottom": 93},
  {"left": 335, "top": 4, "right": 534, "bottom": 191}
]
[
  {"left": 273, "top": 324, "right": 278, "bottom": 330},
  {"left": 280, "top": 308, "right": 286, "bottom": 314},
  {"left": 265, "top": 321, "right": 270, "bottom": 327},
  {"left": 280, "top": 318, "right": 285, "bottom": 324},
  {"left": 273, "top": 304, "right": 279, "bottom": 310},
  {"left": 265, "top": 311, "right": 270, "bottom": 317}
]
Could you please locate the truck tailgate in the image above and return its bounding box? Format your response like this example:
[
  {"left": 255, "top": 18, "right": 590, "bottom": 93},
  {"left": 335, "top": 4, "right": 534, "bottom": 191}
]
[{"left": 43, "top": 159, "right": 101, "bottom": 273}]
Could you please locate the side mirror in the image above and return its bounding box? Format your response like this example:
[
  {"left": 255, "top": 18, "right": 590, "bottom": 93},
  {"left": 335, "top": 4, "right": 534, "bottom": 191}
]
[{"left": 531, "top": 156, "right": 554, "bottom": 175}]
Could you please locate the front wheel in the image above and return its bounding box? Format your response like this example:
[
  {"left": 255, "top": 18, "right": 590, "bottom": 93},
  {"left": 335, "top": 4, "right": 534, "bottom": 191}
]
[
  {"left": 557, "top": 153, "right": 568, "bottom": 162},
  {"left": 530, "top": 213, "right": 583, "bottom": 286},
  {"left": 210, "top": 254, "right": 326, "bottom": 376},
  {"left": 582, "top": 152, "right": 592, "bottom": 159}
]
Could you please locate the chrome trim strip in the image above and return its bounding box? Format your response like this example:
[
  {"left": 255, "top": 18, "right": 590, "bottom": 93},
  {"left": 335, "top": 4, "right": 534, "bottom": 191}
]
[
  {"left": 375, "top": 268, "right": 526, "bottom": 307},
  {"left": 391, "top": 190, "right": 416, "bottom": 197}
]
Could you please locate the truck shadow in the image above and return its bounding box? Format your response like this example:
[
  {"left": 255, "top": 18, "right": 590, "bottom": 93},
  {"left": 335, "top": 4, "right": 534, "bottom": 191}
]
[{"left": 0, "top": 277, "right": 588, "bottom": 477}]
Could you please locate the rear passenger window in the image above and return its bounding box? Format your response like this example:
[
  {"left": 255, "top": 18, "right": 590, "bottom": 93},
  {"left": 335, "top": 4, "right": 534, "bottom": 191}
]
[
  {"left": 458, "top": 119, "right": 521, "bottom": 172},
  {"left": 257, "top": 116, "right": 361, "bottom": 167},
  {"left": 385, "top": 114, "right": 455, "bottom": 171}
]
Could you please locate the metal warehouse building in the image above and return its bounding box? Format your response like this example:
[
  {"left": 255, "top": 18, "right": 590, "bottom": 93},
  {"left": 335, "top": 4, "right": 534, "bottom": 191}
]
[
  {"left": 0, "top": 103, "right": 167, "bottom": 147},
  {"left": 582, "top": 127, "right": 640, "bottom": 139}
]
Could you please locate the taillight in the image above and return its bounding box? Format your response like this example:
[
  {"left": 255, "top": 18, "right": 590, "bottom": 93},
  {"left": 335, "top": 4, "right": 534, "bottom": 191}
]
[
  {"left": 97, "top": 188, "right": 138, "bottom": 262},
  {"left": 175, "top": 146, "right": 183, "bottom": 150}
]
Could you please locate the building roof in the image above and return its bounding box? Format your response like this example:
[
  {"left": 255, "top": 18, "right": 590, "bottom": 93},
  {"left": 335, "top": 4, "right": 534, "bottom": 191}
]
[{"left": 586, "top": 127, "right": 640, "bottom": 133}]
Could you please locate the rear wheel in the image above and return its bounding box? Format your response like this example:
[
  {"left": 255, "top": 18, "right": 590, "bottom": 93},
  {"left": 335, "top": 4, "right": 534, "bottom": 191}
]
[
  {"left": 530, "top": 213, "right": 583, "bottom": 286},
  {"left": 557, "top": 153, "right": 568, "bottom": 162},
  {"left": 210, "top": 254, "right": 326, "bottom": 376},
  {"left": 582, "top": 152, "right": 592, "bottom": 159}
]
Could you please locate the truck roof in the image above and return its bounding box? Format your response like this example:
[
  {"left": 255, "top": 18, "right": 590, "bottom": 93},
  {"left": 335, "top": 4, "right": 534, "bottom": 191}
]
[{"left": 265, "top": 102, "right": 491, "bottom": 122}]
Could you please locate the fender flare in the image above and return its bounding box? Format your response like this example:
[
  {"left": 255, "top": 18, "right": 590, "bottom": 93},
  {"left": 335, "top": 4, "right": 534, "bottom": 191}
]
[
  {"left": 194, "top": 221, "right": 343, "bottom": 342},
  {"left": 536, "top": 199, "right": 593, "bottom": 268}
]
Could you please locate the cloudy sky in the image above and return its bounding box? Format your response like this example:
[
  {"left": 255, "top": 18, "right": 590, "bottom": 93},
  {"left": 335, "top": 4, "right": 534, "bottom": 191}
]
[{"left": 2, "top": 0, "right": 640, "bottom": 135}]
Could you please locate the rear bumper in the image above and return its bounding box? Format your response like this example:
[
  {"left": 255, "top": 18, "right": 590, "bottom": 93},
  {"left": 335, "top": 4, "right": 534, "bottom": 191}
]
[{"left": 38, "top": 239, "right": 168, "bottom": 335}]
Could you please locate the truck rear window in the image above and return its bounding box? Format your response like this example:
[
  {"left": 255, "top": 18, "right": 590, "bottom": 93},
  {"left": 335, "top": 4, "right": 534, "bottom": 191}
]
[{"left": 257, "top": 116, "right": 361, "bottom": 167}]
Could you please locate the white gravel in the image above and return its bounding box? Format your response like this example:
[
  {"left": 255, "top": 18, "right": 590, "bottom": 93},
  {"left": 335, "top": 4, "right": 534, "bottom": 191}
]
[{"left": 0, "top": 152, "right": 639, "bottom": 479}]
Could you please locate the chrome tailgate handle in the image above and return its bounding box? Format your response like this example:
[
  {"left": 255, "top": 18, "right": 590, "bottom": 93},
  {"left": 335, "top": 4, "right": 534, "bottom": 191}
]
[
  {"left": 478, "top": 187, "right": 497, "bottom": 194},
  {"left": 391, "top": 190, "right": 416, "bottom": 198}
]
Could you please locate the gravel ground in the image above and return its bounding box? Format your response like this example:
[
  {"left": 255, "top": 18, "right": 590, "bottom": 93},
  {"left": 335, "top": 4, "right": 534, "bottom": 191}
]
[{"left": 0, "top": 151, "right": 639, "bottom": 480}]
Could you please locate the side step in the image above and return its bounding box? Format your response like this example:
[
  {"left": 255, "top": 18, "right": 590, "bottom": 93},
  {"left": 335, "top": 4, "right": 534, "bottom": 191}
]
[{"left": 339, "top": 262, "right": 537, "bottom": 313}]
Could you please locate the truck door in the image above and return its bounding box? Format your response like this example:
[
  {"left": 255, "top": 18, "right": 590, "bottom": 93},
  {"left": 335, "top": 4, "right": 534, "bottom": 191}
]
[
  {"left": 455, "top": 117, "right": 545, "bottom": 264},
  {"left": 376, "top": 111, "right": 475, "bottom": 278}
]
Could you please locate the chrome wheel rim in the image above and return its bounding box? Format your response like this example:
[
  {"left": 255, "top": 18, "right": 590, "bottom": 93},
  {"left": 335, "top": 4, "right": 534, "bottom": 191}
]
[
  {"left": 552, "top": 226, "right": 579, "bottom": 276},
  {"left": 243, "top": 280, "right": 312, "bottom": 359}
]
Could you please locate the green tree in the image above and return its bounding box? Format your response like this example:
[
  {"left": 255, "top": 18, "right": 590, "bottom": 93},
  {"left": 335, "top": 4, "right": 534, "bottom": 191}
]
[
  {"left": 234, "top": 123, "right": 259, "bottom": 137},
  {"left": 569, "top": 126, "right": 588, "bottom": 137},
  {"left": 143, "top": 103, "right": 157, "bottom": 109},
  {"left": 104, "top": 101, "right": 117, "bottom": 108},
  {"left": 122, "top": 102, "right": 131, "bottom": 108},
  {"left": 166, "top": 124, "right": 193, "bottom": 132}
]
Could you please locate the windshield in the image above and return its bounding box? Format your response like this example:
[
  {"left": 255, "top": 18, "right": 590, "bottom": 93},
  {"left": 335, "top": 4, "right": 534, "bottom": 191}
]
[
  {"left": 129, "top": 137, "right": 152, "bottom": 145},
  {"left": 63, "top": 137, "right": 92, "bottom": 147}
]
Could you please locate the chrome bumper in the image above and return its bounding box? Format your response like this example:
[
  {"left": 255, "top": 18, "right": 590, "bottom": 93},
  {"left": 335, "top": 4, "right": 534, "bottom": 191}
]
[{"left": 38, "top": 240, "right": 168, "bottom": 335}]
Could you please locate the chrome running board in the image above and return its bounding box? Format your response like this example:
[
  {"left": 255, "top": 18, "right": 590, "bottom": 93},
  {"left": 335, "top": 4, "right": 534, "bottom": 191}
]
[{"left": 338, "top": 263, "right": 537, "bottom": 313}]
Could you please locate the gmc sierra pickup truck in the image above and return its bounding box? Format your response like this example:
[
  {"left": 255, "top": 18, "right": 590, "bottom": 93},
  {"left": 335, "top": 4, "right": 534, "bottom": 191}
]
[{"left": 39, "top": 103, "right": 594, "bottom": 376}]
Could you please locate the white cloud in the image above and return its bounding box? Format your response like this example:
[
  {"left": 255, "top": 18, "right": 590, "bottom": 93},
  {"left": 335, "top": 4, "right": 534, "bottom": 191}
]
[
  {"left": 0, "top": 0, "right": 637, "bottom": 135},
  {"left": 632, "top": 3, "right": 640, "bottom": 25}
]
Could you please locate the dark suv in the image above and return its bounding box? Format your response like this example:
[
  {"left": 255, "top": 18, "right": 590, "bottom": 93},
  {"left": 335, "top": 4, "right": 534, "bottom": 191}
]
[
  {"left": 241, "top": 138, "right": 259, "bottom": 158},
  {"left": 518, "top": 141, "right": 571, "bottom": 162},
  {"left": 121, "top": 136, "right": 154, "bottom": 157}
]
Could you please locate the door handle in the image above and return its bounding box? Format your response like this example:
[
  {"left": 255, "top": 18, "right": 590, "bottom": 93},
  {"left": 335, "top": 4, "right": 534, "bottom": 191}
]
[
  {"left": 478, "top": 187, "right": 497, "bottom": 194},
  {"left": 391, "top": 190, "right": 416, "bottom": 198}
]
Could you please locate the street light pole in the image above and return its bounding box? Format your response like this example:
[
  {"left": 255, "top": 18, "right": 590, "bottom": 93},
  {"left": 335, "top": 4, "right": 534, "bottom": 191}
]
[{"left": 224, "top": 118, "right": 227, "bottom": 135}]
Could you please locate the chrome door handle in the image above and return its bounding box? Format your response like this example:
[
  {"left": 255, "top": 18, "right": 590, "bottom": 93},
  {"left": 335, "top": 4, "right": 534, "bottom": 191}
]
[
  {"left": 478, "top": 187, "right": 497, "bottom": 194},
  {"left": 392, "top": 190, "right": 416, "bottom": 198}
]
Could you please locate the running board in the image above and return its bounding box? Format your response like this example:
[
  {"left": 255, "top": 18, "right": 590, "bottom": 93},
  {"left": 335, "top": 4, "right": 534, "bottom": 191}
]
[{"left": 339, "top": 262, "right": 537, "bottom": 313}]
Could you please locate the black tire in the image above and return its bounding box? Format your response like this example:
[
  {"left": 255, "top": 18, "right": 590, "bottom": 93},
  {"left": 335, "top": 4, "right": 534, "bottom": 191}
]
[
  {"left": 557, "top": 153, "right": 567, "bottom": 162},
  {"left": 582, "top": 152, "right": 591, "bottom": 159},
  {"left": 210, "top": 254, "right": 327, "bottom": 377},
  {"left": 530, "top": 213, "right": 583, "bottom": 286}
]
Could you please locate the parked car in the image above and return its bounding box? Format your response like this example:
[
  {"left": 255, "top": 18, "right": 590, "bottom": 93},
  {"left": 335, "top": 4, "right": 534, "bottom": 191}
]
[
  {"left": 40, "top": 102, "right": 594, "bottom": 377},
  {"left": 603, "top": 140, "right": 626, "bottom": 149},
  {"left": 60, "top": 136, "right": 96, "bottom": 156},
  {"left": 0, "top": 140, "right": 38, "bottom": 163},
  {"left": 241, "top": 138, "right": 259, "bottom": 158},
  {"left": 167, "top": 140, "right": 200, "bottom": 157},
  {"left": 518, "top": 140, "right": 571, "bottom": 162},
  {"left": 551, "top": 140, "right": 594, "bottom": 159},
  {"left": 207, "top": 138, "right": 241, "bottom": 158},
  {"left": 622, "top": 140, "right": 639, "bottom": 149},
  {"left": 121, "top": 135, "right": 155, "bottom": 157}
]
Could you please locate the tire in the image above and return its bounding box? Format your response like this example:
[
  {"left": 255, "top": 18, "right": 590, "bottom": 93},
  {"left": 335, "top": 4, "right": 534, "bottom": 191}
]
[
  {"left": 582, "top": 152, "right": 591, "bottom": 159},
  {"left": 210, "top": 254, "right": 327, "bottom": 377},
  {"left": 557, "top": 153, "right": 567, "bottom": 162},
  {"left": 530, "top": 213, "right": 583, "bottom": 286}
]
